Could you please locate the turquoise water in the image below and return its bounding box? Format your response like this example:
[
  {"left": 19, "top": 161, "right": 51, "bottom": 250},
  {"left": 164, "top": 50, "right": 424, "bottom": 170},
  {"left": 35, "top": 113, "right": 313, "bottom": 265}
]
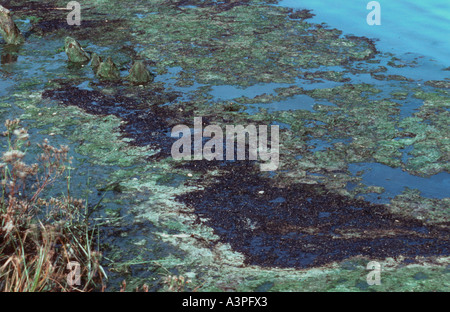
[{"left": 278, "top": 0, "right": 450, "bottom": 67}]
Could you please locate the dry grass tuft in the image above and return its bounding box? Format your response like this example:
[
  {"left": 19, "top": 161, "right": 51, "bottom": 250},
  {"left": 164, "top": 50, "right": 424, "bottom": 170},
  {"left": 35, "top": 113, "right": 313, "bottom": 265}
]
[{"left": 0, "top": 119, "right": 106, "bottom": 292}]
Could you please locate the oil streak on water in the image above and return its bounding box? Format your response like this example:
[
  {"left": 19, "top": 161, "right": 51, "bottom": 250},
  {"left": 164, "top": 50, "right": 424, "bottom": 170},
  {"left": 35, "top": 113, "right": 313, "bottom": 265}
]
[{"left": 177, "top": 163, "right": 450, "bottom": 268}]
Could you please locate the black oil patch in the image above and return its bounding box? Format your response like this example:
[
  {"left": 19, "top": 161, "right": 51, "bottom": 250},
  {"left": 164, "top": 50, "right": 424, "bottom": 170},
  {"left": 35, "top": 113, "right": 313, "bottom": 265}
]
[
  {"left": 176, "top": 162, "right": 449, "bottom": 268},
  {"left": 42, "top": 84, "right": 182, "bottom": 157}
]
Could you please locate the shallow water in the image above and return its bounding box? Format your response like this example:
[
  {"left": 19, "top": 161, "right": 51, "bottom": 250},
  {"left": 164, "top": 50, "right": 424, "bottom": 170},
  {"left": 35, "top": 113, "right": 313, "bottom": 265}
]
[
  {"left": 277, "top": 0, "right": 450, "bottom": 67},
  {"left": 348, "top": 162, "right": 450, "bottom": 202},
  {"left": 245, "top": 95, "right": 335, "bottom": 113}
]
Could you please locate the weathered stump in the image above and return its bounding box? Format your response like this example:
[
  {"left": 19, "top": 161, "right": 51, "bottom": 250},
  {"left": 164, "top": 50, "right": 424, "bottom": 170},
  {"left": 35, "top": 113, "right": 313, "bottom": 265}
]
[
  {"left": 0, "top": 5, "right": 24, "bottom": 45},
  {"left": 96, "top": 57, "right": 120, "bottom": 81},
  {"left": 65, "top": 37, "right": 90, "bottom": 63},
  {"left": 127, "top": 60, "right": 154, "bottom": 85},
  {"left": 90, "top": 53, "right": 102, "bottom": 72}
]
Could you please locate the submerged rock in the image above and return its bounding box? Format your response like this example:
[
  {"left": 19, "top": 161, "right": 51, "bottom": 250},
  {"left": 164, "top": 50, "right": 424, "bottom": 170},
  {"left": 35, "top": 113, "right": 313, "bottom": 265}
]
[
  {"left": 126, "top": 60, "right": 154, "bottom": 84},
  {"left": 64, "top": 37, "right": 90, "bottom": 63},
  {"left": 96, "top": 56, "right": 120, "bottom": 81},
  {"left": 0, "top": 5, "right": 24, "bottom": 45}
]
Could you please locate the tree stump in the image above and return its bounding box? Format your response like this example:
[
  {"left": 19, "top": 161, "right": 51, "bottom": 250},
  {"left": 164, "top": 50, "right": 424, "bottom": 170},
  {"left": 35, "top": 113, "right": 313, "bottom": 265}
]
[
  {"left": 0, "top": 5, "right": 24, "bottom": 45},
  {"left": 127, "top": 60, "right": 154, "bottom": 85},
  {"left": 64, "top": 37, "right": 90, "bottom": 63}
]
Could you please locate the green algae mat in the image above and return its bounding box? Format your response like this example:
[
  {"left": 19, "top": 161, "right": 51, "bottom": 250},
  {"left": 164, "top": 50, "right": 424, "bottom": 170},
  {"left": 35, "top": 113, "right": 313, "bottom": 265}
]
[{"left": 0, "top": 0, "right": 449, "bottom": 291}]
